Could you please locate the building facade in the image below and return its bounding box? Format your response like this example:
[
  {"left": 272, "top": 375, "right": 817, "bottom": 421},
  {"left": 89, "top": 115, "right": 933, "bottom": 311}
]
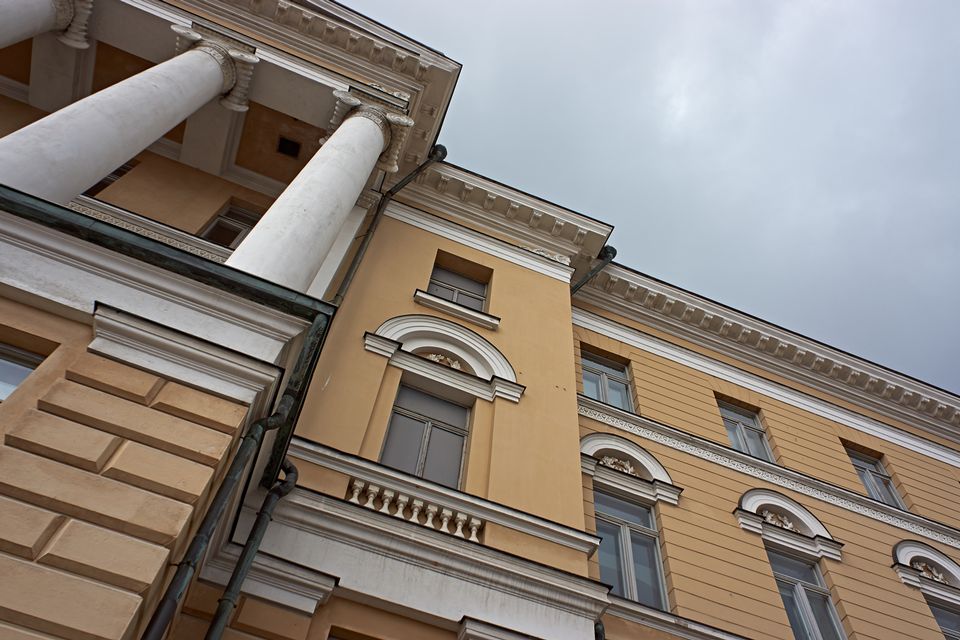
[{"left": 1, "top": 1, "right": 960, "bottom": 639}]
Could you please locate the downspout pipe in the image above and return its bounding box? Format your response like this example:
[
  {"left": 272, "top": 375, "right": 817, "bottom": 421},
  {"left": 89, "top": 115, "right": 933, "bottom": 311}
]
[
  {"left": 570, "top": 245, "right": 617, "bottom": 294},
  {"left": 204, "top": 459, "right": 299, "bottom": 640},
  {"left": 332, "top": 144, "right": 447, "bottom": 306},
  {"left": 142, "top": 312, "right": 329, "bottom": 640}
]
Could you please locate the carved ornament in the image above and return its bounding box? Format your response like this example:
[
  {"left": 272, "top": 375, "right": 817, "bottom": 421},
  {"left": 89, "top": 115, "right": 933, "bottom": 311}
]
[
  {"left": 760, "top": 509, "right": 797, "bottom": 532},
  {"left": 598, "top": 455, "right": 638, "bottom": 477},
  {"left": 423, "top": 353, "right": 462, "bottom": 371},
  {"left": 54, "top": 0, "right": 94, "bottom": 49},
  {"left": 171, "top": 25, "right": 259, "bottom": 112},
  {"left": 912, "top": 560, "right": 949, "bottom": 584},
  {"left": 328, "top": 90, "right": 414, "bottom": 173}
]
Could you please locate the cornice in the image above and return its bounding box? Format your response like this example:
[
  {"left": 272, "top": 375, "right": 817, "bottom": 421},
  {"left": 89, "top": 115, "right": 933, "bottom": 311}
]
[
  {"left": 575, "top": 266, "right": 960, "bottom": 444},
  {"left": 399, "top": 163, "right": 613, "bottom": 267},
  {"left": 578, "top": 397, "right": 960, "bottom": 552},
  {"left": 605, "top": 597, "right": 750, "bottom": 640}
]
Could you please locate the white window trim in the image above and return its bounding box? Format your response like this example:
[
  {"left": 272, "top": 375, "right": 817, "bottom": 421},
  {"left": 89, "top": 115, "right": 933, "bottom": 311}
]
[
  {"left": 580, "top": 433, "right": 681, "bottom": 506},
  {"left": 893, "top": 540, "right": 960, "bottom": 608},
  {"left": 736, "top": 489, "right": 842, "bottom": 562},
  {"left": 414, "top": 289, "right": 501, "bottom": 330}
]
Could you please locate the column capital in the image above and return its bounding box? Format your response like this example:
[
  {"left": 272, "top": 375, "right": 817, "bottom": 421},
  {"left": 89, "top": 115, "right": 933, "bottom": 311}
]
[
  {"left": 54, "top": 0, "right": 94, "bottom": 49},
  {"left": 171, "top": 25, "right": 259, "bottom": 112},
  {"left": 328, "top": 90, "right": 414, "bottom": 173}
]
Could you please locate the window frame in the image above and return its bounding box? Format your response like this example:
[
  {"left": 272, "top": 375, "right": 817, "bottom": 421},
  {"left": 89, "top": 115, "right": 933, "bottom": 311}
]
[
  {"left": 380, "top": 384, "right": 471, "bottom": 490},
  {"left": 0, "top": 343, "right": 44, "bottom": 401},
  {"left": 719, "top": 401, "right": 775, "bottom": 462},
  {"left": 199, "top": 204, "right": 261, "bottom": 249},
  {"left": 581, "top": 351, "right": 633, "bottom": 412},
  {"left": 768, "top": 548, "right": 846, "bottom": 640},
  {"left": 427, "top": 266, "right": 488, "bottom": 312},
  {"left": 594, "top": 488, "right": 667, "bottom": 610},
  {"left": 927, "top": 598, "right": 960, "bottom": 640},
  {"left": 846, "top": 448, "right": 906, "bottom": 509}
]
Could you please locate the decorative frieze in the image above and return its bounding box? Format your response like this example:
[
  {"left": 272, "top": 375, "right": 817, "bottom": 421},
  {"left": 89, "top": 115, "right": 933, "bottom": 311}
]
[
  {"left": 598, "top": 455, "right": 637, "bottom": 477},
  {"left": 913, "top": 560, "right": 948, "bottom": 584},
  {"left": 760, "top": 509, "right": 797, "bottom": 532},
  {"left": 423, "top": 353, "right": 463, "bottom": 370}
]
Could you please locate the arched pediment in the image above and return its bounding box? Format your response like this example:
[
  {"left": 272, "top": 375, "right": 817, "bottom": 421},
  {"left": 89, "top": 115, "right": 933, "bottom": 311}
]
[
  {"left": 736, "top": 489, "right": 842, "bottom": 561},
  {"left": 894, "top": 540, "right": 960, "bottom": 590},
  {"left": 739, "top": 489, "right": 833, "bottom": 539},
  {"left": 580, "top": 433, "right": 672, "bottom": 484}
]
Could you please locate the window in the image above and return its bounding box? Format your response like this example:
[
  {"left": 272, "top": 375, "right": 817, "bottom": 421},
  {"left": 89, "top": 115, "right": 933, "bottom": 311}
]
[
  {"left": 594, "top": 489, "right": 666, "bottom": 609},
  {"left": 768, "top": 549, "right": 846, "bottom": 640},
  {"left": 845, "top": 448, "right": 904, "bottom": 508},
  {"left": 929, "top": 600, "right": 960, "bottom": 640},
  {"left": 581, "top": 351, "right": 632, "bottom": 411},
  {"left": 200, "top": 202, "right": 261, "bottom": 249},
  {"left": 380, "top": 385, "right": 469, "bottom": 489},
  {"left": 427, "top": 266, "right": 487, "bottom": 312},
  {"left": 0, "top": 343, "right": 43, "bottom": 401},
  {"left": 719, "top": 401, "right": 774, "bottom": 462}
]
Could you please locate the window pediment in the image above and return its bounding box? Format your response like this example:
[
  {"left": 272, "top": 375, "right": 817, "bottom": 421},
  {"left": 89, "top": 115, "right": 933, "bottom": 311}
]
[{"left": 736, "top": 488, "right": 842, "bottom": 562}]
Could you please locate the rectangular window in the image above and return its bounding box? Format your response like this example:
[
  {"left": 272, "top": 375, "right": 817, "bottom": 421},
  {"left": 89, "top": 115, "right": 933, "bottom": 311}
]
[
  {"left": 719, "top": 401, "right": 774, "bottom": 462},
  {"left": 768, "top": 549, "right": 846, "bottom": 640},
  {"left": 427, "top": 266, "right": 487, "bottom": 312},
  {"left": 380, "top": 385, "right": 469, "bottom": 489},
  {"left": 200, "top": 202, "right": 261, "bottom": 249},
  {"left": 594, "top": 490, "right": 665, "bottom": 609},
  {"left": 928, "top": 600, "right": 960, "bottom": 640},
  {"left": 846, "top": 448, "right": 905, "bottom": 509},
  {"left": 0, "top": 343, "right": 43, "bottom": 401},
  {"left": 581, "top": 351, "right": 632, "bottom": 411}
]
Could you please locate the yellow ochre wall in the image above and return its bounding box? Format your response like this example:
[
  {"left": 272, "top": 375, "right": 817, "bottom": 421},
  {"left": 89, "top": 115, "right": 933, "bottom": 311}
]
[{"left": 295, "top": 214, "right": 589, "bottom": 572}]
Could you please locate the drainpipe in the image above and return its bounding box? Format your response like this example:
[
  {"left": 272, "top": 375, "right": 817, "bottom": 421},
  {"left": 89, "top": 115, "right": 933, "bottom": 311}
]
[
  {"left": 204, "top": 459, "right": 299, "bottom": 640},
  {"left": 570, "top": 245, "right": 617, "bottom": 294},
  {"left": 141, "top": 313, "right": 329, "bottom": 640},
  {"left": 332, "top": 144, "right": 447, "bottom": 306}
]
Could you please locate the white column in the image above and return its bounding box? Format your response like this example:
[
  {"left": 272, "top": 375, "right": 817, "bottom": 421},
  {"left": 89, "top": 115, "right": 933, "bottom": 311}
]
[
  {"left": 226, "top": 95, "right": 411, "bottom": 292},
  {"left": 0, "top": 26, "right": 256, "bottom": 204},
  {"left": 0, "top": 0, "right": 93, "bottom": 50}
]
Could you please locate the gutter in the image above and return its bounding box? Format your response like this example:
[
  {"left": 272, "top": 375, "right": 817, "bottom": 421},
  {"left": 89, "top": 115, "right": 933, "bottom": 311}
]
[{"left": 570, "top": 245, "right": 617, "bottom": 294}]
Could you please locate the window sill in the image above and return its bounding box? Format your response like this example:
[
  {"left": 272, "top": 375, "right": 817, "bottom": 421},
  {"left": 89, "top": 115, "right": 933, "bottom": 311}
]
[{"left": 414, "top": 289, "right": 500, "bottom": 330}]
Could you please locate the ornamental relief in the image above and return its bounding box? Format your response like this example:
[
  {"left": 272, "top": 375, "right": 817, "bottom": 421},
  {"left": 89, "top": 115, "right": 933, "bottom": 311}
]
[
  {"left": 598, "top": 455, "right": 638, "bottom": 477},
  {"left": 577, "top": 403, "right": 960, "bottom": 551},
  {"left": 760, "top": 509, "right": 797, "bottom": 532},
  {"left": 423, "top": 353, "right": 462, "bottom": 370},
  {"left": 912, "top": 560, "right": 949, "bottom": 584}
]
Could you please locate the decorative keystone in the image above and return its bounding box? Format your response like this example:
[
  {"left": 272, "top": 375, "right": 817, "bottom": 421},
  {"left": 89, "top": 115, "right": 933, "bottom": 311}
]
[
  {"left": 54, "top": 0, "right": 94, "bottom": 49},
  {"left": 171, "top": 25, "right": 259, "bottom": 112},
  {"left": 327, "top": 90, "right": 415, "bottom": 173}
]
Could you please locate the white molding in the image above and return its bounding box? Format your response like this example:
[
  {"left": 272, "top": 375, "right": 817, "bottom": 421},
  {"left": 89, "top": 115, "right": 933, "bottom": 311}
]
[
  {"left": 580, "top": 432, "right": 674, "bottom": 484},
  {"left": 605, "top": 596, "right": 751, "bottom": 640},
  {"left": 577, "top": 268, "right": 960, "bottom": 442},
  {"left": 573, "top": 308, "right": 960, "bottom": 470},
  {"left": 251, "top": 485, "right": 608, "bottom": 640},
  {"left": 288, "top": 438, "right": 599, "bottom": 556},
  {"left": 375, "top": 314, "right": 517, "bottom": 382},
  {"left": 578, "top": 397, "right": 960, "bottom": 552},
  {"left": 582, "top": 456, "right": 682, "bottom": 507},
  {"left": 893, "top": 540, "right": 960, "bottom": 603},
  {"left": 385, "top": 202, "right": 575, "bottom": 283},
  {"left": 734, "top": 510, "right": 842, "bottom": 562},
  {"left": 0, "top": 210, "right": 309, "bottom": 364},
  {"left": 458, "top": 619, "right": 533, "bottom": 640},
  {"left": 893, "top": 562, "right": 960, "bottom": 608},
  {"left": 90, "top": 306, "right": 280, "bottom": 406},
  {"left": 739, "top": 488, "right": 832, "bottom": 539},
  {"left": 0, "top": 76, "right": 29, "bottom": 102},
  {"left": 414, "top": 289, "right": 501, "bottom": 330}
]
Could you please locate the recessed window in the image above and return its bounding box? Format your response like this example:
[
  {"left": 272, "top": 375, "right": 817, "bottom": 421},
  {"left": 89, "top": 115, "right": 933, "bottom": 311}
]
[
  {"left": 845, "top": 447, "right": 905, "bottom": 509},
  {"left": 428, "top": 267, "right": 487, "bottom": 312},
  {"left": 380, "top": 385, "right": 470, "bottom": 489},
  {"left": 83, "top": 159, "right": 140, "bottom": 197},
  {"left": 200, "top": 202, "right": 262, "bottom": 249},
  {"left": 0, "top": 343, "right": 43, "bottom": 401},
  {"left": 276, "top": 136, "right": 302, "bottom": 158},
  {"left": 719, "top": 401, "right": 774, "bottom": 462},
  {"left": 594, "top": 489, "right": 666, "bottom": 609},
  {"left": 928, "top": 600, "right": 960, "bottom": 640},
  {"left": 581, "top": 350, "right": 632, "bottom": 411},
  {"left": 768, "top": 549, "right": 846, "bottom": 640}
]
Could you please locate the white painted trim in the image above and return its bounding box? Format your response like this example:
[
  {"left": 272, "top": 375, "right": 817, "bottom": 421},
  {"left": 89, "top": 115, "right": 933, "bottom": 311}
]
[
  {"left": 0, "top": 76, "right": 29, "bottom": 103},
  {"left": 580, "top": 432, "right": 673, "bottom": 484},
  {"left": 735, "top": 510, "right": 842, "bottom": 562},
  {"left": 893, "top": 540, "right": 960, "bottom": 600},
  {"left": 573, "top": 308, "right": 960, "bottom": 470},
  {"left": 739, "top": 489, "right": 833, "bottom": 539},
  {"left": 606, "top": 596, "right": 751, "bottom": 640},
  {"left": 288, "top": 438, "right": 599, "bottom": 555},
  {"left": 375, "top": 314, "right": 517, "bottom": 382},
  {"left": 458, "top": 618, "right": 532, "bottom": 640},
  {"left": 578, "top": 397, "right": 960, "bottom": 551},
  {"left": 385, "top": 202, "right": 575, "bottom": 283},
  {"left": 582, "top": 456, "right": 682, "bottom": 507},
  {"left": 414, "top": 289, "right": 501, "bottom": 330}
]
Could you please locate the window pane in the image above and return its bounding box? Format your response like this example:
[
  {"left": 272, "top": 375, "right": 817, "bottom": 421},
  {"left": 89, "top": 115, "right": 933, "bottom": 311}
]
[
  {"left": 853, "top": 466, "right": 875, "bottom": 497},
  {"left": 777, "top": 581, "right": 815, "bottom": 640},
  {"left": 605, "top": 379, "right": 631, "bottom": 411},
  {"left": 431, "top": 267, "right": 486, "bottom": 295},
  {"left": 768, "top": 550, "right": 819, "bottom": 585},
  {"left": 395, "top": 386, "right": 468, "bottom": 428},
  {"left": 719, "top": 403, "right": 759, "bottom": 427},
  {"left": 724, "top": 420, "right": 746, "bottom": 454},
  {"left": 874, "top": 475, "right": 902, "bottom": 507},
  {"left": 583, "top": 353, "right": 628, "bottom": 378},
  {"left": 931, "top": 602, "right": 960, "bottom": 634},
  {"left": 427, "top": 281, "right": 456, "bottom": 302},
  {"left": 630, "top": 532, "right": 663, "bottom": 609},
  {"left": 597, "top": 519, "right": 626, "bottom": 597},
  {"left": 582, "top": 370, "right": 601, "bottom": 401},
  {"left": 805, "top": 589, "right": 844, "bottom": 640},
  {"left": 0, "top": 356, "right": 37, "bottom": 401},
  {"left": 380, "top": 412, "right": 425, "bottom": 475},
  {"left": 202, "top": 219, "right": 245, "bottom": 248},
  {"left": 422, "top": 427, "right": 464, "bottom": 489},
  {"left": 594, "top": 491, "right": 652, "bottom": 528},
  {"left": 743, "top": 427, "right": 772, "bottom": 461},
  {"left": 455, "top": 291, "right": 485, "bottom": 311}
]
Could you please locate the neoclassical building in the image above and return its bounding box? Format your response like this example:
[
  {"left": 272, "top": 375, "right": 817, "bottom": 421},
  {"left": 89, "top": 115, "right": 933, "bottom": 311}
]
[{"left": 1, "top": 1, "right": 959, "bottom": 639}]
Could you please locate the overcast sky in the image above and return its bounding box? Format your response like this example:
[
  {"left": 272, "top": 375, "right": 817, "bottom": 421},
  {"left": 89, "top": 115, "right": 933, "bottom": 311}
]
[{"left": 348, "top": 1, "right": 960, "bottom": 394}]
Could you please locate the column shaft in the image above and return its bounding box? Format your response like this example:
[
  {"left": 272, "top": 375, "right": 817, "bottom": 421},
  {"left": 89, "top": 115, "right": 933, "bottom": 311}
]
[
  {"left": 226, "top": 114, "right": 386, "bottom": 292},
  {"left": 0, "top": 48, "right": 225, "bottom": 204},
  {"left": 0, "top": 0, "right": 60, "bottom": 49}
]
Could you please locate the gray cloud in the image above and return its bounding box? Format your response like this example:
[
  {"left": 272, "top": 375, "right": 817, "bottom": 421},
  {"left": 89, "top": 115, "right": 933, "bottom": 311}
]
[{"left": 350, "top": 0, "right": 960, "bottom": 393}]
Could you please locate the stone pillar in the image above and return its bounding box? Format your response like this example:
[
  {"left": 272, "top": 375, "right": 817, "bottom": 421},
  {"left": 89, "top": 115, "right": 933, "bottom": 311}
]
[
  {"left": 226, "top": 91, "right": 413, "bottom": 292},
  {"left": 0, "top": 25, "right": 256, "bottom": 204},
  {"left": 0, "top": 0, "right": 94, "bottom": 50}
]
